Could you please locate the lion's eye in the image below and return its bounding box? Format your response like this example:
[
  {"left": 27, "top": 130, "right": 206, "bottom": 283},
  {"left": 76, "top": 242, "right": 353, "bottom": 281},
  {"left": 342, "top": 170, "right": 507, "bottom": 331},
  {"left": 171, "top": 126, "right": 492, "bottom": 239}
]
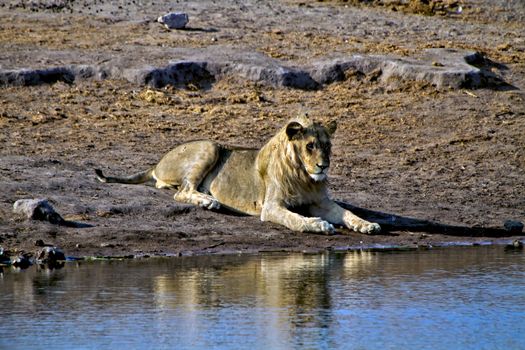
[{"left": 306, "top": 142, "right": 315, "bottom": 151}]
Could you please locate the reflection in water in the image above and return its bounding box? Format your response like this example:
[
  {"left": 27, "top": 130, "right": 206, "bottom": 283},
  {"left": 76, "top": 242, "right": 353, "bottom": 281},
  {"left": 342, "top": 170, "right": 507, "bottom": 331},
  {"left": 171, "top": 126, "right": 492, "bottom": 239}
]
[{"left": 1, "top": 247, "right": 524, "bottom": 349}]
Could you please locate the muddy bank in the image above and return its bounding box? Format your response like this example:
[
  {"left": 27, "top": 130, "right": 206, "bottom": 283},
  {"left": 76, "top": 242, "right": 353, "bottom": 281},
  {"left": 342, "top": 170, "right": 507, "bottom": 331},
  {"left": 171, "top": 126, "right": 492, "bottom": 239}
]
[{"left": 1, "top": 0, "right": 524, "bottom": 258}]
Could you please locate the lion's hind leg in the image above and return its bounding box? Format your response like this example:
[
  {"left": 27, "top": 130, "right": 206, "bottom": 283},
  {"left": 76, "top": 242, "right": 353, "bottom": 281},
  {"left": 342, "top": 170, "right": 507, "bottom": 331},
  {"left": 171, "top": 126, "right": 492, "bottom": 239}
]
[
  {"left": 167, "top": 141, "right": 221, "bottom": 210},
  {"left": 174, "top": 182, "right": 220, "bottom": 210}
]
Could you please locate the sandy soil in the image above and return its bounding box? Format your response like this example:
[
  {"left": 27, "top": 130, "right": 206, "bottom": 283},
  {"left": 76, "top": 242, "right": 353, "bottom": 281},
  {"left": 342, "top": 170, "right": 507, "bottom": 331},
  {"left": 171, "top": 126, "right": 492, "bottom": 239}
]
[{"left": 1, "top": 0, "right": 524, "bottom": 259}]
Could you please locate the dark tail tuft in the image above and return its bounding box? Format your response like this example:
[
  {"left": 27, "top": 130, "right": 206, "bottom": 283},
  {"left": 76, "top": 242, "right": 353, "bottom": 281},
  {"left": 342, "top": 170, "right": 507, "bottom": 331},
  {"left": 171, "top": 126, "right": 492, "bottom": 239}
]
[{"left": 94, "top": 169, "right": 107, "bottom": 183}]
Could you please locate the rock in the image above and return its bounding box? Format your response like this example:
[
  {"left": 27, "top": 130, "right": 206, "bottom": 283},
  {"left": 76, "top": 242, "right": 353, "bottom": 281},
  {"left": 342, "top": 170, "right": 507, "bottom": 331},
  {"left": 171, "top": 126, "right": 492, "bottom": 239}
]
[
  {"left": 310, "top": 49, "right": 488, "bottom": 89},
  {"left": 202, "top": 49, "right": 320, "bottom": 90},
  {"left": 308, "top": 61, "right": 347, "bottom": 85},
  {"left": 157, "top": 12, "right": 189, "bottom": 30},
  {"left": 13, "top": 198, "right": 66, "bottom": 225},
  {"left": 11, "top": 252, "right": 33, "bottom": 269},
  {"left": 36, "top": 246, "right": 66, "bottom": 265},
  {"left": 128, "top": 61, "right": 214, "bottom": 88},
  {"left": 504, "top": 220, "right": 524, "bottom": 234},
  {"left": 0, "top": 48, "right": 508, "bottom": 90},
  {"left": 0, "top": 248, "right": 11, "bottom": 265},
  {"left": 505, "top": 240, "right": 524, "bottom": 251},
  {"left": 218, "top": 62, "right": 319, "bottom": 90},
  {"left": 0, "top": 67, "right": 75, "bottom": 86},
  {"left": 13, "top": 198, "right": 91, "bottom": 228}
]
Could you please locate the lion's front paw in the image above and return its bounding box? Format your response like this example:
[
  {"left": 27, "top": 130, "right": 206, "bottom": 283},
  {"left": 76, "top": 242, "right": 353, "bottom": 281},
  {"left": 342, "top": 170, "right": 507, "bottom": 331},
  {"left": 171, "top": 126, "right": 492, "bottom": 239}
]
[
  {"left": 305, "top": 217, "right": 335, "bottom": 234},
  {"left": 349, "top": 220, "right": 381, "bottom": 235}
]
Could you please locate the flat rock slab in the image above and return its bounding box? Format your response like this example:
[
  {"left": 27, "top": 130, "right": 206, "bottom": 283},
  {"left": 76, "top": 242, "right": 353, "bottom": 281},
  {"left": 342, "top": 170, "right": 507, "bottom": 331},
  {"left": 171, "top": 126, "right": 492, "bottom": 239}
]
[
  {"left": 0, "top": 48, "right": 496, "bottom": 90},
  {"left": 310, "top": 49, "right": 489, "bottom": 89}
]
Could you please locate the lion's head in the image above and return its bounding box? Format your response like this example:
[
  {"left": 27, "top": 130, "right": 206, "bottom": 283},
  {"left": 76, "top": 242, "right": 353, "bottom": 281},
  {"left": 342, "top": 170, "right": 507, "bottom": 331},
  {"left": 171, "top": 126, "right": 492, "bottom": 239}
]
[
  {"left": 284, "top": 117, "right": 337, "bottom": 182},
  {"left": 257, "top": 115, "right": 337, "bottom": 205}
]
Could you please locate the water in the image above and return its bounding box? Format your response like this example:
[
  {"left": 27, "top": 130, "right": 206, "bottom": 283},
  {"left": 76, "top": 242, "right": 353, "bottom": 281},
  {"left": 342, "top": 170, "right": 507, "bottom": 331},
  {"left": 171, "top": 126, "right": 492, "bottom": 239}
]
[{"left": 1, "top": 246, "right": 524, "bottom": 350}]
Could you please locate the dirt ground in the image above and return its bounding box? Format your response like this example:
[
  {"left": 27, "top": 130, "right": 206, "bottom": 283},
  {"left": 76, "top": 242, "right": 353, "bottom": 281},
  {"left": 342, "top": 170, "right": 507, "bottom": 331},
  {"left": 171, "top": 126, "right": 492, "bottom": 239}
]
[{"left": 1, "top": 0, "right": 524, "bottom": 259}]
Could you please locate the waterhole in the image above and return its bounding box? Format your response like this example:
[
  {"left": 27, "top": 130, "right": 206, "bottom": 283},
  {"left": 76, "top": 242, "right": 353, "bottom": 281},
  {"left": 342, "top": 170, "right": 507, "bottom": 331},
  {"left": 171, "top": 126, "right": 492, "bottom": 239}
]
[{"left": 1, "top": 246, "right": 524, "bottom": 349}]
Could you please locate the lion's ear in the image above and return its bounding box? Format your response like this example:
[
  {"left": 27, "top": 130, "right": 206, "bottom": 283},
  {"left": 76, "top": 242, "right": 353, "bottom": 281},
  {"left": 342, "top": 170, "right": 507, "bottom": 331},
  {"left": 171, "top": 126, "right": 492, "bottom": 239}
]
[
  {"left": 286, "top": 121, "right": 304, "bottom": 140},
  {"left": 326, "top": 120, "right": 337, "bottom": 135}
]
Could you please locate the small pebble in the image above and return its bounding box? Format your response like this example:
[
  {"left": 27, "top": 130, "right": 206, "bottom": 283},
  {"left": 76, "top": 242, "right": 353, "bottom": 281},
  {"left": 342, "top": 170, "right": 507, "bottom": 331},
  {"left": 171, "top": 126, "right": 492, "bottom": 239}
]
[{"left": 505, "top": 240, "right": 524, "bottom": 251}]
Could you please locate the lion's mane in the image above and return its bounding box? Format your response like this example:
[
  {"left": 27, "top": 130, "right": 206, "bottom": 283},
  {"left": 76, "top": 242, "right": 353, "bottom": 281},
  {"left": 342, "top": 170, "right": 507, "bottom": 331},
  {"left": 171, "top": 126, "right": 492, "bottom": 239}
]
[{"left": 256, "top": 116, "right": 327, "bottom": 207}]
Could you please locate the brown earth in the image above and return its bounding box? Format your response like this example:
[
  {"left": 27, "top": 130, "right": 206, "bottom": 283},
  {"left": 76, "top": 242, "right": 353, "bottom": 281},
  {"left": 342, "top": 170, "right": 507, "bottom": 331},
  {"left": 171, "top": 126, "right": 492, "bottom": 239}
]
[{"left": 1, "top": 0, "right": 524, "bottom": 259}]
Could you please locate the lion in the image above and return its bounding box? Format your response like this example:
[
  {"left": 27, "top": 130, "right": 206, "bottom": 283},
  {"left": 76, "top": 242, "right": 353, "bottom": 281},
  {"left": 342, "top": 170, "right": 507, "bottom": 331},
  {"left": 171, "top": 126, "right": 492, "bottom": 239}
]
[{"left": 95, "top": 115, "right": 380, "bottom": 234}]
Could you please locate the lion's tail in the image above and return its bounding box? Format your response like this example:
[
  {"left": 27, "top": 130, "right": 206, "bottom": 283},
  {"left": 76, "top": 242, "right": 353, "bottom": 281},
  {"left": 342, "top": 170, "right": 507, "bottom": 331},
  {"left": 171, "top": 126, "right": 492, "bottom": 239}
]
[{"left": 94, "top": 168, "right": 154, "bottom": 185}]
